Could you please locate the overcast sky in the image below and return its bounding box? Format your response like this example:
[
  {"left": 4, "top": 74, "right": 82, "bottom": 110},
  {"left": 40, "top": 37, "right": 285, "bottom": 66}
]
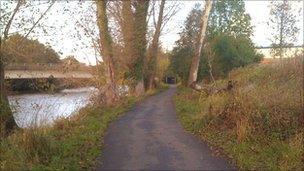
[
  {"left": 8, "top": 0, "right": 303, "bottom": 65},
  {"left": 160, "top": 1, "right": 303, "bottom": 51}
]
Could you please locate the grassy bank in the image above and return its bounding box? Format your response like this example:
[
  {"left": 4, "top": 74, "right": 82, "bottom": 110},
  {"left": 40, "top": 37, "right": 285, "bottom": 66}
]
[
  {"left": 0, "top": 87, "right": 165, "bottom": 170},
  {"left": 174, "top": 59, "right": 303, "bottom": 170}
]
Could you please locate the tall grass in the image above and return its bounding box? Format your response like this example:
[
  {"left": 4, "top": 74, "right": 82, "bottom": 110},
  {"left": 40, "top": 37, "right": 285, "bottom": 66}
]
[{"left": 175, "top": 55, "right": 303, "bottom": 170}]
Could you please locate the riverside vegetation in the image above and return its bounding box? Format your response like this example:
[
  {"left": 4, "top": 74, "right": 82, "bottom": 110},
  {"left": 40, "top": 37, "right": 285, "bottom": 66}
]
[
  {"left": 174, "top": 56, "right": 303, "bottom": 170},
  {"left": 0, "top": 85, "right": 168, "bottom": 170}
]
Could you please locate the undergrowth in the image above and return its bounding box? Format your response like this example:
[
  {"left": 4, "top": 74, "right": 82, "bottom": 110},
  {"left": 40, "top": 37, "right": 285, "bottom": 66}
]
[{"left": 174, "top": 57, "right": 303, "bottom": 170}]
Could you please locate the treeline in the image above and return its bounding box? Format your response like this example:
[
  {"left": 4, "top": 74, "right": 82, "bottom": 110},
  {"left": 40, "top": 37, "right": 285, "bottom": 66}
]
[
  {"left": 169, "top": 1, "right": 263, "bottom": 85},
  {"left": 3, "top": 34, "right": 61, "bottom": 64},
  {"left": 2, "top": 34, "right": 87, "bottom": 68}
]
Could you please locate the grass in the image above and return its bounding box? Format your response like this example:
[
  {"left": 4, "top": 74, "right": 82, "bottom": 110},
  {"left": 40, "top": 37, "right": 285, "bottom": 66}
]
[
  {"left": 174, "top": 57, "right": 303, "bottom": 170},
  {"left": 0, "top": 86, "right": 165, "bottom": 170}
]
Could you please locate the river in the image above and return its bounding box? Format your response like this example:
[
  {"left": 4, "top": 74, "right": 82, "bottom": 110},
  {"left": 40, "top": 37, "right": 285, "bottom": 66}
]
[{"left": 8, "top": 87, "right": 99, "bottom": 128}]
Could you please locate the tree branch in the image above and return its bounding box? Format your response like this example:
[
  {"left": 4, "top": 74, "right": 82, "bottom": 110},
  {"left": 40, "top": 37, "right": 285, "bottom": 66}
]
[
  {"left": 3, "top": 0, "right": 23, "bottom": 40},
  {"left": 23, "top": 1, "right": 55, "bottom": 39}
]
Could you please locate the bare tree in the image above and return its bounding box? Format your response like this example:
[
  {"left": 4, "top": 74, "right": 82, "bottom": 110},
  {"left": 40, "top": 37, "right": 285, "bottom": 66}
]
[
  {"left": 96, "top": 0, "right": 119, "bottom": 105},
  {"left": 205, "top": 43, "right": 216, "bottom": 86},
  {"left": 187, "top": 0, "right": 213, "bottom": 87},
  {"left": 144, "top": 0, "right": 179, "bottom": 89},
  {"left": 0, "top": 0, "right": 54, "bottom": 136},
  {"left": 107, "top": 0, "right": 179, "bottom": 91},
  {"left": 146, "top": 0, "right": 166, "bottom": 90},
  {"left": 120, "top": 0, "right": 137, "bottom": 93}
]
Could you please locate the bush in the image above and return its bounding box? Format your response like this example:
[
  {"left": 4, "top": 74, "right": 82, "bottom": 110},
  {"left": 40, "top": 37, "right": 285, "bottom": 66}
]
[{"left": 210, "top": 35, "right": 263, "bottom": 77}]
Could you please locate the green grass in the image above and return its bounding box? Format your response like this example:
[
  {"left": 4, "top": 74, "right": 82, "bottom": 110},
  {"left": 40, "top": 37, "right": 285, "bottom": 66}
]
[
  {"left": 0, "top": 87, "right": 165, "bottom": 170},
  {"left": 174, "top": 59, "right": 303, "bottom": 170}
]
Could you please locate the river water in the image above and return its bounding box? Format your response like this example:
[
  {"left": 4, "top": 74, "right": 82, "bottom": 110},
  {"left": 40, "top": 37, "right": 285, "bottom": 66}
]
[{"left": 8, "top": 87, "right": 99, "bottom": 128}]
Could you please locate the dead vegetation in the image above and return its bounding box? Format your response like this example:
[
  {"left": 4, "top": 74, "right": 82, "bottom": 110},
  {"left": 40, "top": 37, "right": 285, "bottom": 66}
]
[{"left": 175, "top": 54, "right": 304, "bottom": 170}]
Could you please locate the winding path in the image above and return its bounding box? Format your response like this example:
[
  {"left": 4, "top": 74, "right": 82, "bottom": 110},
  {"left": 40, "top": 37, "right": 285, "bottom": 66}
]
[{"left": 95, "top": 86, "right": 235, "bottom": 170}]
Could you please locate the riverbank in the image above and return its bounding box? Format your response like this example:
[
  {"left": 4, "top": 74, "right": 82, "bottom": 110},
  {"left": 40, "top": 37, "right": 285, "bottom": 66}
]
[
  {"left": 8, "top": 87, "right": 98, "bottom": 128},
  {"left": 174, "top": 61, "right": 303, "bottom": 170},
  {"left": 0, "top": 86, "right": 168, "bottom": 170},
  {"left": 5, "top": 78, "right": 95, "bottom": 95}
]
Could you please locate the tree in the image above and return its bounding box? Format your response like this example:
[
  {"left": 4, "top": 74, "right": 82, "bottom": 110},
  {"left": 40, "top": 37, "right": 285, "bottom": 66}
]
[
  {"left": 156, "top": 48, "right": 170, "bottom": 83},
  {"left": 209, "top": 34, "right": 262, "bottom": 77},
  {"left": 146, "top": 0, "right": 166, "bottom": 90},
  {"left": 170, "top": 4, "right": 207, "bottom": 85},
  {"left": 120, "top": 0, "right": 138, "bottom": 94},
  {"left": 170, "top": 3, "right": 261, "bottom": 84},
  {"left": 0, "top": 0, "right": 23, "bottom": 137},
  {"left": 268, "top": 0, "right": 300, "bottom": 59},
  {"left": 105, "top": 0, "right": 178, "bottom": 92},
  {"left": 121, "top": 0, "right": 135, "bottom": 66},
  {"left": 96, "top": 0, "right": 119, "bottom": 105},
  {"left": 187, "top": 0, "right": 213, "bottom": 86},
  {"left": 132, "top": 0, "right": 150, "bottom": 95},
  {"left": 176, "top": 4, "right": 202, "bottom": 50},
  {"left": 207, "top": 0, "right": 253, "bottom": 39},
  {"left": 0, "top": 0, "right": 54, "bottom": 136}
]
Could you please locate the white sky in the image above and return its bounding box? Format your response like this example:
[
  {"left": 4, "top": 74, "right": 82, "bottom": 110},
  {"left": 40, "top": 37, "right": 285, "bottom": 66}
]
[
  {"left": 8, "top": 0, "right": 303, "bottom": 65},
  {"left": 160, "top": 1, "right": 303, "bottom": 51}
]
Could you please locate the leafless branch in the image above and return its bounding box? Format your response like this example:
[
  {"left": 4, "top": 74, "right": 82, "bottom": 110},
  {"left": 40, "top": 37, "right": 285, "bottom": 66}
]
[
  {"left": 161, "top": 2, "right": 180, "bottom": 32},
  {"left": 23, "top": 1, "right": 55, "bottom": 39},
  {"left": 3, "top": 0, "right": 23, "bottom": 40}
]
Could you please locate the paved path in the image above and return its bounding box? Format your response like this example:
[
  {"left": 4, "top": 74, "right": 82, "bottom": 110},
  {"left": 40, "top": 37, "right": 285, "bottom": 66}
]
[{"left": 95, "top": 86, "right": 235, "bottom": 170}]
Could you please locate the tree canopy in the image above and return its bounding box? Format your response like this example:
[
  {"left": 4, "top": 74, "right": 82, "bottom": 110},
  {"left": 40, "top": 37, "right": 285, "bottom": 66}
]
[
  {"left": 170, "top": 1, "right": 262, "bottom": 84},
  {"left": 208, "top": 0, "right": 253, "bottom": 38},
  {"left": 3, "top": 34, "right": 61, "bottom": 64}
]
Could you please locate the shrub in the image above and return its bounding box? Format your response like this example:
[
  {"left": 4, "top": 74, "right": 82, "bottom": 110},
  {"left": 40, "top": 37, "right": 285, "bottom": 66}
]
[{"left": 210, "top": 35, "right": 263, "bottom": 77}]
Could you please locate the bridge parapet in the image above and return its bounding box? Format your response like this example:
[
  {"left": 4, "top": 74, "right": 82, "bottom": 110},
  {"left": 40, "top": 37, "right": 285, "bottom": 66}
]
[
  {"left": 4, "top": 63, "right": 92, "bottom": 72},
  {"left": 5, "top": 70, "right": 94, "bottom": 79}
]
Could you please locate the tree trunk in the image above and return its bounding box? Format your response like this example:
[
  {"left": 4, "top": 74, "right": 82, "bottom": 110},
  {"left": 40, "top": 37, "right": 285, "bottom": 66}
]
[
  {"left": 0, "top": 45, "right": 17, "bottom": 137},
  {"left": 132, "top": 0, "right": 150, "bottom": 95},
  {"left": 1, "top": 0, "right": 22, "bottom": 137},
  {"left": 121, "top": 0, "right": 135, "bottom": 63},
  {"left": 121, "top": 0, "right": 138, "bottom": 94},
  {"left": 301, "top": 46, "right": 304, "bottom": 127},
  {"left": 187, "top": 0, "right": 213, "bottom": 86},
  {"left": 146, "top": 0, "right": 166, "bottom": 90},
  {"left": 279, "top": 14, "right": 283, "bottom": 59},
  {"left": 96, "top": 0, "right": 119, "bottom": 105}
]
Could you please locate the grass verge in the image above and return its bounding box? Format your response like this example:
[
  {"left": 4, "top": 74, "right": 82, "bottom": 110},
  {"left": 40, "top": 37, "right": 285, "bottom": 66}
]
[
  {"left": 174, "top": 59, "right": 303, "bottom": 170},
  {"left": 0, "top": 87, "right": 165, "bottom": 170}
]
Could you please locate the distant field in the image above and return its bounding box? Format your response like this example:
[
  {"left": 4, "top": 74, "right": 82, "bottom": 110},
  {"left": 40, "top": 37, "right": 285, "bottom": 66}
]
[{"left": 256, "top": 46, "right": 303, "bottom": 59}]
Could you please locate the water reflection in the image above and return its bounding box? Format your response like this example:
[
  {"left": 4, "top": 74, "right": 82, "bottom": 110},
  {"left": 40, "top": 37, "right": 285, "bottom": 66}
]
[{"left": 8, "top": 87, "right": 98, "bottom": 128}]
